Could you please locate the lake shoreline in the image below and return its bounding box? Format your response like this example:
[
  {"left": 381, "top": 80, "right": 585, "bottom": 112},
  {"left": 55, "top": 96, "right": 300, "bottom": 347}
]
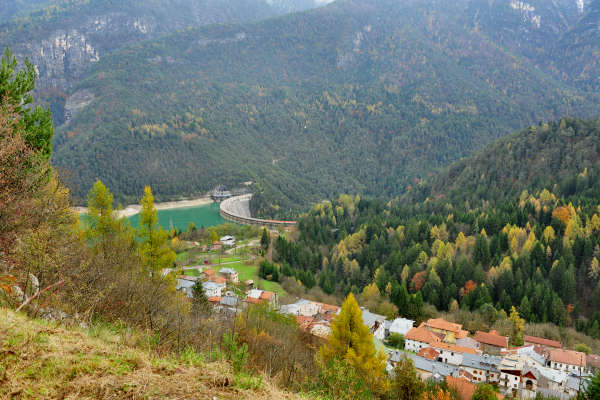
[{"left": 74, "top": 196, "right": 214, "bottom": 218}]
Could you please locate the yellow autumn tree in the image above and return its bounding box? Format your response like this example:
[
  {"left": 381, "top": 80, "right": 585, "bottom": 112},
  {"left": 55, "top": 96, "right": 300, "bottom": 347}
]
[
  {"left": 138, "top": 186, "right": 176, "bottom": 273},
  {"left": 320, "top": 293, "right": 389, "bottom": 395},
  {"left": 509, "top": 306, "right": 525, "bottom": 346}
]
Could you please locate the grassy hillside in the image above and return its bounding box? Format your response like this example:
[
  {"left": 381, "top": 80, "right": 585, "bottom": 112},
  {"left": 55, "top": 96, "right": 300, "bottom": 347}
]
[
  {"left": 0, "top": 308, "right": 315, "bottom": 399},
  {"left": 409, "top": 117, "right": 600, "bottom": 207},
  {"left": 50, "top": 0, "right": 600, "bottom": 217}
]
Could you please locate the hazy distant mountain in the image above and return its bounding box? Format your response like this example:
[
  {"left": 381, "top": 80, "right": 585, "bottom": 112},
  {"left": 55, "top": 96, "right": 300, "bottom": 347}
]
[
  {"left": 0, "top": 0, "right": 50, "bottom": 23},
  {"left": 45, "top": 0, "right": 599, "bottom": 215},
  {"left": 0, "top": 0, "right": 330, "bottom": 91},
  {"left": 553, "top": 0, "right": 600, "bottom": 90}
]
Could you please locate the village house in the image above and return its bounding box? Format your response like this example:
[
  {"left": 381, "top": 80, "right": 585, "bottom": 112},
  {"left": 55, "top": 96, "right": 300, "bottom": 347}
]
[
  {"left": 418, "top": 347, "right": 440, "bottom": 360},
  {"left": 295, "top": 316, "right": 332, "bottom": 338},
  {"left": 548, "top": 348, "right": 586, "bottom": 374},
  {"left": 587, "top": 354, "right": 600, "bottom": 373},
  {"left": 523, "top": 335, "right": 562, "bottom": 351},
  {"left": 279, "top": 299, "right": 341, "bottom": 339},
  {"left": 456, "top": 336, "right": 480, "bottom": 352},
  {"left": 521, "top": 368, "right": 539, "bottom": 398},
  {"left": 212, "top": 291, "right": 239, "bottom": 313},
  {"left": 202, "top": 281, "right": 224, "bottom": 298},
  {"left": 361, "top": 307, "right": 388, "bottom": 341},
  {"left": 423, "top": 318, "right": 469, "bottom": 343},
  {"left": 220, "top": 235, "right": 235, "bottom": 247},
  {"left": 501, "top": 345, "right": 547, "bottom": 368},
  {"left": 202, "top": 269, "right": 216, "bottom": 282},
  {"left": 405, "top": 326, "right": 441, "bottom": 352},
  {"left": 565, "top": 374, "right": 590, "bottom": 398},
  {"left": 430, "top": 342, "right": 479, "bottom": 366},
  {"left": 405, "top": 353, "right": 459, "bottom": 381},
  {"left": 499, "top": 355, "right": 524, "bottom": 395},
  {"left": 536, "top": 365, "right": 569, "bottom": 395},
  {"left": 460, "top": 353, "right": 503, "bottom": 384},
  {"left": 244, "top": 289, "right": 279, "bottom": 309},
  {"left": 473, "top": 330, "right": 509, "bottom": 355},
  {"left": 218, "top": 267, "right": 239, "bottom": 283},
  {"left": 387, "top": 317, "right": 415, "bottom": 337},
  {"left": 280, "top": 299, "right": 339, "bottom": 318},
  {"left": 175, "top": 276, "right": 197, "bottom": 298}
]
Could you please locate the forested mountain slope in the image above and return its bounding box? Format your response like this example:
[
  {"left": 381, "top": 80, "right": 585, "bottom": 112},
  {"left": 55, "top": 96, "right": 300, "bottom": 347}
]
[
  {"left": 0, "top": 0, "right": 50, "bottom": 23},
  {"left": 553, "top": 0, "right": 600, "bottom": 90},
  {"left": 49, "top": 0, "right": 600, "bottom": 214},
  {"left": 269, "top": 118, "right": 600, "bottom": 342},
  {"left": 408, "top": 117, "right": 600, "bottom": 207},
  {"left": 0, "top": 0, "right": 329, "bottom": 92}
]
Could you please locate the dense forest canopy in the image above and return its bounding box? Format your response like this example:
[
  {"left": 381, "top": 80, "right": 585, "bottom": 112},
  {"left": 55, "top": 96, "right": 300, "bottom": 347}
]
[
  {"left": 42, "top": 0, "right": 600, "bottom": 215},
  {"left": 273, "top": 117, "right": 600, "bottom": 341},
  {"left": 408, "top": 117, "right": 600, "bottom": 208}
]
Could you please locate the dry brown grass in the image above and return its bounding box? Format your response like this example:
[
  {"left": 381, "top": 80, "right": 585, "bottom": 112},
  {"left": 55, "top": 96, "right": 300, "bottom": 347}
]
[{"left": 0, "top": 309, "right": 317, "bottom": 400}]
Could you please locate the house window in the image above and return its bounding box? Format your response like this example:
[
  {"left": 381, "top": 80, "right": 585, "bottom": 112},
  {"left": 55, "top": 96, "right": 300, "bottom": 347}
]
[{"left": 526, "top": 380, "right": 533, "bottom": 390}]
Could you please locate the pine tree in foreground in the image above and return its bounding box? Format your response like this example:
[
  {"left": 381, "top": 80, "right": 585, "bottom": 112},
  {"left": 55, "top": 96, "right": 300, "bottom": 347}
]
[{"left": 319, "top": 292, "right": 389, "bottom": 395}]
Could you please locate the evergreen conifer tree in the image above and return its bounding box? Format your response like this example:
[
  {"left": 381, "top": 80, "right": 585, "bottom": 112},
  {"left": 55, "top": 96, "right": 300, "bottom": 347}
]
[
  {"left": 320, "top": 292, "right": 389, "bottom": 395},
  {"left": 138, "top": 186, "right": 176, "bottom": 273}
]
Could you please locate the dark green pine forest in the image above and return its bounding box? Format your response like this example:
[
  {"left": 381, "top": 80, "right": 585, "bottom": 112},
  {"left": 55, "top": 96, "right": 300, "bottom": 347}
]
[
  {"left": 33, "top": 0, "right": 599, "bottom": 214},
  {"left": 273, "top": 117, "right": 600, "bottom": 339}
]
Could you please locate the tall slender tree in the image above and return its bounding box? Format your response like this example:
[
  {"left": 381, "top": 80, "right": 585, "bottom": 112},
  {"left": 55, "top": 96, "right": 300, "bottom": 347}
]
[
  {"left": 138, "top": 186, "right": 175, "bottom": 273},
  {"left": 320, "top": 292, "right": 389, "bottom": 395}
]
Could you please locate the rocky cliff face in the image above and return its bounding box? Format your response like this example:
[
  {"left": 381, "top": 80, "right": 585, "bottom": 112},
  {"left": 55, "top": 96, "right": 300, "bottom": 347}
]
[
  {"left": 2, "top": 0, "right": 332, "bottom": 122},
  {"left": 5, "top": 0, "right": 332, "bottom": 93},
  {"left": 15, "top": 13, "right": 156, "bottom": 90}
]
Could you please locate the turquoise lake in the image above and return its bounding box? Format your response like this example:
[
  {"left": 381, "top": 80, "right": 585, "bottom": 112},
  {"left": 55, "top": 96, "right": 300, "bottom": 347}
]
[{"left": 127, "top": 202, "right": 226, "bottom": 231}]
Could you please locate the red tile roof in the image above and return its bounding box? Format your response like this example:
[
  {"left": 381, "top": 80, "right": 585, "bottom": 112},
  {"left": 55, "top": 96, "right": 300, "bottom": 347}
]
[
  {"left": 474, "top": 330, "right": 509, "bottom": 348},
  {"left": 549, "top": 349, "right": 586, "bottom": 367},
  {"left": 418, "top": 347, "right": 440, "bottom": 360},
  {"left": 405, "top": 327, "right": 441, "bottom": 344},
  {"left": 432, "top": 342, "right": 479, "bottom": 355},
  {"left": 213, "top": 276, "right": 227, "bottom": 284},
  {"left": 204, "top": 269, "right": 216, "bottom": 277},
  {"left": 523, "top": 335, "right": 561, "bottom": 349},
  {"left": 208, "top": 296, "right": 221, "bottom": 303},
  {"left": 260, "top": 291, "right": 275, "bottom": 300},
  {"left": 446, "top": 376, "right": 476, "bottom": 400},
  {"left": 426, "top": 318, "right": 463, "bottom": 333}
]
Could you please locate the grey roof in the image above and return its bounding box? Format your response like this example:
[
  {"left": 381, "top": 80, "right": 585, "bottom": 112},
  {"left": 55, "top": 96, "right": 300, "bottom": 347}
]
[
  {"left": 567, "top": 375, "right": 589, "bottom": 392},
  {"left": 176, "top": 279, "right": 196, "bottom": 290},
  {"left": 361, "top": 307, "right": 387, "bottom": 328},
  {"left": 220, "top": 295, "right": 239, "bottom": 307},
  {"left": 219, "top": 268, "right": 238, "bottom": 275},
  {"left": 406, "top": 353, "right": 459, "bottom": 377},
  {"left": 202, "top": 281, "right": 222, "bottom": 290},
  {"left": 522, "top": 350, "right": 546, "bottom": 366},
  {"left": 536, "top": 366, "right": 568, "bottom": 384},
  {"left": 461, "top": 353, "right": 502, "bottom": 373},
  {"left": 390, "top": 350, "right": 404, "bottom": 363},
  {"left": 389, "top": 318, "right": 415, "bottom": 335}
]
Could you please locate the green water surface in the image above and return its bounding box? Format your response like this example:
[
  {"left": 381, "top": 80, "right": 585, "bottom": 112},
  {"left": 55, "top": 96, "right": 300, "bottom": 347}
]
[{"left": 128, "top": 202, "right": 226, "bottom": 231}]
